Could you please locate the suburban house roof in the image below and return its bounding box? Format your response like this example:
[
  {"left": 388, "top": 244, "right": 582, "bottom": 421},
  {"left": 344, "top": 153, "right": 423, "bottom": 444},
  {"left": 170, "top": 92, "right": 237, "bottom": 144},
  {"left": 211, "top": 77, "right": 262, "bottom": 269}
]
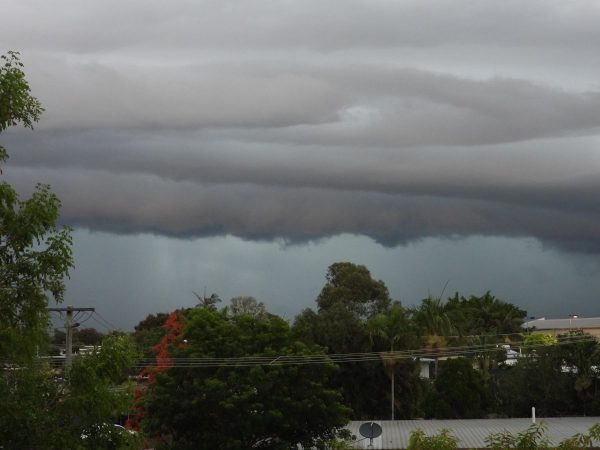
[
  {"left": 522, "top": 317, "right": 600, "bottom": 330},
  {"left": 346, "top": 417, "right": 600, "bottom": 449}
]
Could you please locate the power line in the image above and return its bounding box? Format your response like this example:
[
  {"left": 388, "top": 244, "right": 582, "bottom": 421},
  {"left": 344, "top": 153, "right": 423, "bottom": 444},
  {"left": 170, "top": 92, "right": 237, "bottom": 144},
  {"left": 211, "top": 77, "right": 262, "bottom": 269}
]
[
  {"left": 94, "top": 311, "right": 121, "bottom": 330},
  {"left": 88, "top": 311, "right": 121, "bottom": 332},
  {"left": 132, "top": 334, "right": 598, "bottom": 369},
  {"left": 88, "top": 315, "right": 113, "bottom": 332},
  {"left": 5, "top": 334, "right": 596, "bottom": 370}
]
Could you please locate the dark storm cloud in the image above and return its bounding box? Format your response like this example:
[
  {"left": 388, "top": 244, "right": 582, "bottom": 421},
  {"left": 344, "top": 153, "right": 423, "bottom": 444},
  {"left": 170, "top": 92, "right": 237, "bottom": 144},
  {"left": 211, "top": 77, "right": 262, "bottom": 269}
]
[
  {"left": 5, "top": 166, "right": 600, "bottom": 254},
  {"left": 2, "top": 0, "right": 600, "bottom": 255},
  {"left": 5, "top": 130, "right": 600, "bottom": 216}
]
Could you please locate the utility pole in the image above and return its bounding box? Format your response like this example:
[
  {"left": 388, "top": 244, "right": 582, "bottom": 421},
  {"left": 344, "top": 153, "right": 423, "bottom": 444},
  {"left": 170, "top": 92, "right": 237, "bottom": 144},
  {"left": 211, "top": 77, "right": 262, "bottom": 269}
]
[{"left": 48, "top": 306, "right": 95, "bottom": 369}]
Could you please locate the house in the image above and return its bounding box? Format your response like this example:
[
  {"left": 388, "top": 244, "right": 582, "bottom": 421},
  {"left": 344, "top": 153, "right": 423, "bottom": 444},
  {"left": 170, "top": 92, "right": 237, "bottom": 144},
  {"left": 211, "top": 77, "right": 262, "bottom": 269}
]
[
  {"left": 345, "top": 417, "right": 600, "bottom": 449},
  {"left": 522, "top": 316, "right": 600, "bottom": 338}
]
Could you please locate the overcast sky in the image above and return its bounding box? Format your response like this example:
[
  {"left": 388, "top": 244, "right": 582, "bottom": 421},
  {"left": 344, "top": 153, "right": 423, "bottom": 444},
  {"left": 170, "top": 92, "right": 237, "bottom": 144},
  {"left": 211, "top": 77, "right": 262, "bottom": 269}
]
[{"left": 2, "top": 0, "right": 600, "bottom": 330}]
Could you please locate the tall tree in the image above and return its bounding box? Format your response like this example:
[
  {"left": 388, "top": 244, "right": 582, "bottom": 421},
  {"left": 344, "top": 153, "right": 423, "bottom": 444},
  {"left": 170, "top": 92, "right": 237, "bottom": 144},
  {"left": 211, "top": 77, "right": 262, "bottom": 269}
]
[
  {"left": 193, "top": 291, "right": 221, "bottom": 310},
  {"left": 367, "top": 303, "right": 418, "bottom": 419},
  {"left": 0, "top": 51, "right": 73, "bottom": 362},
  {"left": 316, "top": 262, "right": 391, "bottom": 319},
  {"left": 295, "top": 262, "right": 397, "bottom": 419},
  {"left": 413, "top": 297, "right": 454, "bottom": 377}
]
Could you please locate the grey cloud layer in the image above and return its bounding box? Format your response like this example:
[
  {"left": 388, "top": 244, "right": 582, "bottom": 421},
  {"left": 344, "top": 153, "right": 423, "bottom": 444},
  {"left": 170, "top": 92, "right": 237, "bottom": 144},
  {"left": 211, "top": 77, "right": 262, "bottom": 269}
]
[
  {"left": 5, "top": 165, "right": 600, "bottom": 254},
  {"left": 20, "top": 61, "right": 600, "bottom": 147},
  {"left": 2, "top": 0, "right": 600, "bottom": 253},
  {"left": 3, "top": 0, "right": 600, "bottom": 52}
]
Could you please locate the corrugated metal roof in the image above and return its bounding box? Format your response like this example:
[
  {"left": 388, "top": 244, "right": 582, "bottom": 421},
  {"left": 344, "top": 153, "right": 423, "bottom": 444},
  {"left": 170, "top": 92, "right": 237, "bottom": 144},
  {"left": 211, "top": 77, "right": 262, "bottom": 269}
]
[
  {"left": 522, "top": 317, "right": 600, "bottom": 330},
  {"left": 346, "top": 417, "right": 600, "bottom": 449}
]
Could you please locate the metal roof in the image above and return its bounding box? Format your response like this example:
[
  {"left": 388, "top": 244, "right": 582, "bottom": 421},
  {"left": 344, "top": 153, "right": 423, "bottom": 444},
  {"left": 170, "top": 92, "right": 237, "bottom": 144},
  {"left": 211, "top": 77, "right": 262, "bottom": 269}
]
[
  {"left": 346, "top": 417, "right": 600, "bottom": 449},
  {"left": 522, "top": 317, "right": 600, "bottom": 330}
]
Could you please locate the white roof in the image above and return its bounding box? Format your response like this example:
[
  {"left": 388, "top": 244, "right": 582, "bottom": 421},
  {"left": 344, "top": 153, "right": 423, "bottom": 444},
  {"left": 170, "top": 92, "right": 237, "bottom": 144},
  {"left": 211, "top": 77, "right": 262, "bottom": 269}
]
[
  {"left": 522, "top": 317, "right": 600, "bottom": 330},
  {"left": 346, "top": 417, "right": 600, "bottom": 449}
]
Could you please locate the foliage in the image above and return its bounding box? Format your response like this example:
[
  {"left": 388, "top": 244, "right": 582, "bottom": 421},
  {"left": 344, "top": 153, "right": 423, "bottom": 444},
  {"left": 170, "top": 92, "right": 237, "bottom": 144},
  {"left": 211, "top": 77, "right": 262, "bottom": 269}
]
[
  {"left": 556, "top": 424, "right": 600, "bottom": 450},
  {"left": 0, "top": 52, "right": 137, "bottom": 448},
  {"left": 425, "top": 358, "right": 487, "bottom": 419},
  {"left": 294, "top": 302, "right": 391, "bottom": 419},
  {"left": 367, "top": 303, "right": 416, "bottom": 352},
  {"left": 142, "top": 307, "right": 351, "bottom": 449},
  {"left": 132, "top": 311, "right": 170, "bottom": 357},
  {"left": 316, "top": 262, "right": 391, "bottom": 319},
  {"left": 0, "top": 52, "right": 43, "bottom": 131},
  {"left": 523, "top": 333, "right": 556, "bottom": 348},
  {"left": 0, "top": 51, "right": 44, "bottom": 162},
  {"left": 555, "top": 331, "right": 600, "bottom": 412},
  {"left": 75, "top": 327, "right": 105, "bottom": 346},
  {"left": 446, "top": 291, "right": 526, "bottom": 337},
  {"left": 0, "top": 51, "right": 73, "bottom": 362},
  {"left": 408, "top": 428, "right": 459, "bottom": 450},
  {"left": 367, "top": 303, "right": 420, "bottom": 419},
  {"left": 486, "top": 423, "right": 551, "bottom": 450},
  {"left": 407, "top": 424, "right": 600, "bottom": 450},
  {"left": 490, "top": 347, "right": 579, "bottom": 417},
  {"left": 227, "top": 295, "right": 268, "bottom": 320},
  {"left": 413, "top": 297, "right": 454, "bottom": 339},
  {"left": 193, "top": 291, "right": 221, "bottom": 310},
  {"left": 0, "top": 334, "right": 141, "bottom": 449}
]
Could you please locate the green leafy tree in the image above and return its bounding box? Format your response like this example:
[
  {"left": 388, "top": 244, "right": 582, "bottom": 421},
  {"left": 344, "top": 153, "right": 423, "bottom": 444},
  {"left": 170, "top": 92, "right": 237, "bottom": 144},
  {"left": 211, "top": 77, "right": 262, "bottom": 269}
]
[
  {"left": 132, "top": 311, "right": 170, "bottom": 357},
  {"left": 445, "top": 292, "right": 527, "bottom": 375},
  {"left": 75, "top": 327, "right": 105, "bottom": 346},
  {"left": 0, "top": 51, "right": 43, "bottom": 158},
  {"left": 491, "top": 345, "right": 579, "bottom": 417},
  {"left": 425, "top": 358, "right": 487, "bottom": 419},
  {"left": 316, "top": 262, "right": 391, "bottom": 319},
  {"left": 294, "top": 262, "right": 396, "bottom": 419},
  {"left": 0, "top": 333, "right": 140, "bottom": 449},
  {"left": 0, "top": 51, "right": 73, "bottom": 362},
  {"left": 446, "top": 291, "right": 526, "bottom": 337},
  {"left": 0, "top": 52, "right": 138, "bottom": 449},
  {"left": 142, "top": 308, "right": 351, "bottom": 449}
]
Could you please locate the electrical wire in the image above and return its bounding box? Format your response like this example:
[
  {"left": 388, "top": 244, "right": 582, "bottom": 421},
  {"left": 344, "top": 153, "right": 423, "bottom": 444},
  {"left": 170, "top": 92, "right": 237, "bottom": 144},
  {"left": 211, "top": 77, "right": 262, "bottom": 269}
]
[
  {"left": 89, "top": 315, "right": 113, "bottom": 333},
  {"left": 74, "top": 310, "right": 94, "bottom": 326},
  {"left": 93, "top": 311, "right": 121, "bottom": 331},
  {"left": 132, "top": 334, "right": 598, "bottom": 369},
  {"left": 7, "top": 332, "right": 596, "bottom": 370}
]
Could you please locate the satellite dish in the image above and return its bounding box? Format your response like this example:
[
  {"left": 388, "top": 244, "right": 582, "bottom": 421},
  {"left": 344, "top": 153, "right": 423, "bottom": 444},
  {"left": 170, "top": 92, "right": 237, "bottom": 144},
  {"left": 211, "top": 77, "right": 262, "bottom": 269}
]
[{"left": 359, "top": 422, "right": 382, "bottom": 439}]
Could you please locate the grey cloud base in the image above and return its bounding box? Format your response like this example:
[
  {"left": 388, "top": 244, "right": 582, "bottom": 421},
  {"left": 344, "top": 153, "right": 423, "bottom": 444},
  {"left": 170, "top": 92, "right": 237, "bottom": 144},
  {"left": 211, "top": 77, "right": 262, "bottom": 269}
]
[{"left": 6, "top": 162, "right": 600, "bottom": 254}]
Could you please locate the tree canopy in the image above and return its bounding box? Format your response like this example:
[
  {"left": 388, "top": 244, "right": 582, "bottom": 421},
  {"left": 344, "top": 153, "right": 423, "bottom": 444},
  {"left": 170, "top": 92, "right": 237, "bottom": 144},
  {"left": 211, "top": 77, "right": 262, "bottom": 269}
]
[
  {"left": 142, "top": 308, "right": 351, "bottom": 449},
  {"left": 316, "top": 262, "right": 391, "bottom": 319},
  {"left": 0, "top": 51, "right": 73, "bottom": 362}
]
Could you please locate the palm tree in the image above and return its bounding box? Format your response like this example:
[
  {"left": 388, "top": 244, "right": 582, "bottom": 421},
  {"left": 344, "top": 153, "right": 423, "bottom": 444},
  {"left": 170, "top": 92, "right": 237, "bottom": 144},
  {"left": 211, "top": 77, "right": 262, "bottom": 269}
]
[
  {"left": 193, "top": 291, "right": 221, "bottom": 310},
  {"left": 367, "top": 303, "right": 413, "bottom": 420},
  {"left": 413, "top": 297, "right": 454, "bottom": 377}
]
